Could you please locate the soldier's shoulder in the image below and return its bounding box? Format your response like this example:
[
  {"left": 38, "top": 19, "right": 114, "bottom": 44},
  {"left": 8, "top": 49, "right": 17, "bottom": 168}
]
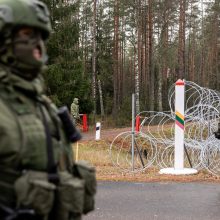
[
  {"left": 0, "top": 68, "right": 7, "bottom": 77},
  {"left": 41, "top": 94, "right": 53, "bottom": 104},
  {"left": 41, "top": 94, "right": 59, "bottom": 112},
  {"left": 0, "top": 96, "right": 12, "bottom": 118}
]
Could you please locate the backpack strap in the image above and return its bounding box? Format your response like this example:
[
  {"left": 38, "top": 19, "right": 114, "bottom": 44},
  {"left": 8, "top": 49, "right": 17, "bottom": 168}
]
[
  {"left": 39, "top": 95, "right": 75, "bottom": 172},
  {"left": 38, "top": 102, "right": 59, "bottom": 184}
]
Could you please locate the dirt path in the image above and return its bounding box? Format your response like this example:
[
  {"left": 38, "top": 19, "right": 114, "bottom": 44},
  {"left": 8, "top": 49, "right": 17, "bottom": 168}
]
[{"left": 81, "top": 127, "right": 131, "bottom": 142}]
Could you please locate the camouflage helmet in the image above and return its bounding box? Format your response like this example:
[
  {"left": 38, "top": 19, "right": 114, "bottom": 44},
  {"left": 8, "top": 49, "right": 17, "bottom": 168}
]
[
  {"left": 0, "top": 0, "right": 51, "bottom": 39},
  {"left": 73, "top": 98, "right": 79, "bottom": 103}
]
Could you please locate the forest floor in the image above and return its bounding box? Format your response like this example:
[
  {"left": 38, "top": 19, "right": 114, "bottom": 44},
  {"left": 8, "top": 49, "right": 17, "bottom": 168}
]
[{"left": 78, "top": 126, "right": 220, "bottom": 183}]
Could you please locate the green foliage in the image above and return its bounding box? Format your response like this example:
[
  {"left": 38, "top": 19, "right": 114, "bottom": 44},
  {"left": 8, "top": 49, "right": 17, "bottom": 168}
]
[
  {"left": 40, "top": 0, "right": 220, "bottom": 127},
  {"left": 42, "top": 1, "right": 93, "bottom": 113},
  {"left": 95, "top": 1, "right": 114, "bottom": 114},
  {"left": 115, "top": 97, "right": 132, "bottom": 127}
]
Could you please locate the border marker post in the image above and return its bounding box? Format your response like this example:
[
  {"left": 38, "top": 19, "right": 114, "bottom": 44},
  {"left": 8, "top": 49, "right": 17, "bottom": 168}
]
[
  {"left": 82, "top": 114, "right": 88, "bottom": 132},
  {"left": 174, "top": 79, "right": 185, "bottom": 169},
  {"left": 135, "top": 115, "right": 140, "bottom": 132},
  {"left": 95, "top": 122, "right": 101, "bottom": 140},
  {"left": 160, "top": 79, "right": 198, "bottom": 175}
]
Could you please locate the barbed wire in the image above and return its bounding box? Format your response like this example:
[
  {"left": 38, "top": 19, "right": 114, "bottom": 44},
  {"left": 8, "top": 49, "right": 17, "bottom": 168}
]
[{"left": 109, "top": 81, "right": 220, "bottom": 175}]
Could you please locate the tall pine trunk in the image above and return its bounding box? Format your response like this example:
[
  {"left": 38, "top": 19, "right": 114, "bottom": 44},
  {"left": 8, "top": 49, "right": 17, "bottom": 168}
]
[
  {"left": 113, "top": 0, "right": 119, "bottom": 115},
  {"left": 148, "top": 0, "right": 154, "bottom": 112},
  {"left": 177, "top": 0, "right": 186, "bottom": 79},
  {"left": 92, "top": 0, "right": 97, "bottom": 118},
  {"left": 98, "top": 78, "right": 105, "bottom": 119},
  {"left": 135, "top": 0, "right": 142, "bottom": 114}
]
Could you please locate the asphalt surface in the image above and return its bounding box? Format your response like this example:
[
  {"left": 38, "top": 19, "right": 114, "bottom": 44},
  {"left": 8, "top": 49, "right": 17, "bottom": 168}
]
[{"left": 84, "top": 181, "right": 220, "bottom": 220}]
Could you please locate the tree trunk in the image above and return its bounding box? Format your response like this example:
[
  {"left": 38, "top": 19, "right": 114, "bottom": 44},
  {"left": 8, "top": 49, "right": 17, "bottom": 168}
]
[
  {"left": 92, "top": 0, "right": 97, "bottom": 117},
  {"left": 144, "top": 0, "right": 149, "bottom": 108},
  {"left": 98, "top": 78, "right": 105, "bottom": 119},
  {"left": 217, "top": 0, "right": 220, "bottom": 90},
  {"left": 135, "top": 0, "right": 141, "bottom": 114},
  {"left": 177, "top": 0, "right": 186, "bottom": 79},
  {"left": 113, "top": 0, "right": 119, "bottom": 115},
  {"left": 148, "top": 0, "right": 154, "bottom": 112}
]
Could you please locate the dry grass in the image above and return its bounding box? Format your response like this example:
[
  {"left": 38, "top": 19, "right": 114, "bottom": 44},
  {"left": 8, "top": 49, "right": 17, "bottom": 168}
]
[{"left": 73, "top": 140, "right": 220, "bottom": 183}]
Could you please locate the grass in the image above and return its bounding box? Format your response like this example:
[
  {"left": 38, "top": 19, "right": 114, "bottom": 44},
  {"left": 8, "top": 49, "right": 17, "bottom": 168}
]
[
  {"left": 72, "top": 140, "right": 112, "bottom": 166},
  {"left": 72, "top": 140, "right": 220, "bottom": 183}
]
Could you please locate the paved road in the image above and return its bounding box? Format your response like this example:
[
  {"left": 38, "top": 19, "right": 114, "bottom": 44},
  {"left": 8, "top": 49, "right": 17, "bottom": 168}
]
[{"left": 84, "top": 181, "right": 220, "bottom": 220}]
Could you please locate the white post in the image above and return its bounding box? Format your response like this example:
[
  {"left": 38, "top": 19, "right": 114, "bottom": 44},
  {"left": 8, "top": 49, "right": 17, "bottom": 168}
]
[
  {"left": 159, "top": 79, "right": 198, "bottom": 175},
  {"left": 131, "top": 94, "right": 135, "bottom": 171},
  {"left": 95, "top": 122, "right": 101, "bottom": 140},
  {"left": 174, "top": 79, "right": 185, "bottom": 169}
]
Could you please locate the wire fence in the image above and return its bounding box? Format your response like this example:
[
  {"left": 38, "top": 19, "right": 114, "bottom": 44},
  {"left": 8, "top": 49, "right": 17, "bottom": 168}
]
[{"left": 110, "top": 81, "right": 220, "bottom": 175}]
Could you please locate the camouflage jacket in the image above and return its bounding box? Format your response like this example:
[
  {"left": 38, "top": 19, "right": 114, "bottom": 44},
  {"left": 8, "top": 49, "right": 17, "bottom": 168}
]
[
  {"left": 0, "top": 66, "right": 73, "bottom": 172},
  {"left": 71, "top": 102, "right": 79, "bottom": 119}
]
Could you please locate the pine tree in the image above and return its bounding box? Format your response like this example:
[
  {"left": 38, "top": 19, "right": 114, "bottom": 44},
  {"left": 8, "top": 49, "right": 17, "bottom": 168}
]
[{"left": 42, "top": 0, "right": 93, "bottom": 113}]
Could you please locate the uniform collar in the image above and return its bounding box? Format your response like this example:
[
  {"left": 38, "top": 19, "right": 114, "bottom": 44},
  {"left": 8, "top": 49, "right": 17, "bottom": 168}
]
[{"left": 0, "top": 64, "right": 44, "bottom": 96}]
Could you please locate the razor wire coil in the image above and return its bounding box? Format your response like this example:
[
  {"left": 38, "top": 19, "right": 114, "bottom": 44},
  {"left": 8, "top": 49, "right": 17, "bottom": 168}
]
[{"left": 110, "top": 81, "right": 220, "bottom": 175}]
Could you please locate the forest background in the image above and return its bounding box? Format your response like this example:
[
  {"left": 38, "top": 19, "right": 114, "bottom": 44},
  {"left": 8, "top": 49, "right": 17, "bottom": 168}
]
[{"left": 42, "top": 0, "right": 220, "bottom": 127}]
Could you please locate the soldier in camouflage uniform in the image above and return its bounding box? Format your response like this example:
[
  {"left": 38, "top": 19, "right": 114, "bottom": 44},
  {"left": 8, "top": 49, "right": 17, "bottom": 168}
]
[
  {"left": 71, "top": 98, "right": 80, "bottom": 124},
  {"left": 0, "top": 1, "right": 96, "bottom": 220}
]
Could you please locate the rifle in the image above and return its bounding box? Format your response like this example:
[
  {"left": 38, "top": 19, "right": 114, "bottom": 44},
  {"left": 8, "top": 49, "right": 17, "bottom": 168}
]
[{"left": 58, "top": 106, "right": 82, "bottom": 143}]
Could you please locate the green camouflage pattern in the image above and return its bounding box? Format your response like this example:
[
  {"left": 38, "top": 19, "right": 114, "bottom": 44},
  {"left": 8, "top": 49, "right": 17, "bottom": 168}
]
[
  {"left": 0, "top": 0, "right": 51, "bottom": 39},
  {"left": 0, "top": 65, "right": 72, "bottom": 171},
  {"left": 0, "top": 1, "right": 96, "bottom": 218},
  {"left": 71, "top": 98, "right": 79, "bottom": 122}
]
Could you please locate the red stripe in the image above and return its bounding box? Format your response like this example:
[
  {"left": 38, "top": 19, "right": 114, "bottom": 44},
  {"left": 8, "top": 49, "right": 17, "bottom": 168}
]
[
  {"left": 176, "top": 82, "right": 184, "bottom": 85},
  {"left": 176, "top": 79, "right": 185, "bottom": 85},
  {"left": 176, "top": 120, "right": 184, "bottom": 130}
]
